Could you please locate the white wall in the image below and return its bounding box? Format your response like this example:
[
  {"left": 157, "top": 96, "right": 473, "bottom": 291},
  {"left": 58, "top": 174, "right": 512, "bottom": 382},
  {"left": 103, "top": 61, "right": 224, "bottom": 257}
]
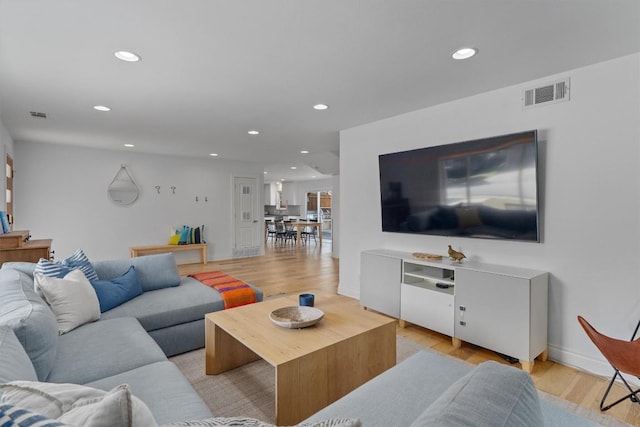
[
  {"left": 14, "top": 141, "right": 264, "bottom": 263},
  {"left": 331, "top": 175, "right": 340, "bottom": 259},
  {"left": 339, "top": 54, "right": 640, "bottom": 377}
]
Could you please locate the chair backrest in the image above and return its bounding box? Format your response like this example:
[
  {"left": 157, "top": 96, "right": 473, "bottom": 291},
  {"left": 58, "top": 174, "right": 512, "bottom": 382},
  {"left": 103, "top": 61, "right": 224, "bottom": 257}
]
[{"left": 578, "top": 315, "right": 640, "bottom": 377}]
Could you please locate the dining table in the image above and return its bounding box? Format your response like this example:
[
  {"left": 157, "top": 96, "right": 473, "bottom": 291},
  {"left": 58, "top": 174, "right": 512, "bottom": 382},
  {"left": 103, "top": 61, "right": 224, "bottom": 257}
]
[{"left": 288, "top": 220, "right": 322, "bottom": 247}]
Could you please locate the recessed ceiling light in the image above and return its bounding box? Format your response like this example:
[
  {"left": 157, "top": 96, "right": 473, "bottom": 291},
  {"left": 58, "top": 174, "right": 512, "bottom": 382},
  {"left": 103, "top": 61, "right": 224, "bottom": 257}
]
[
  {"left": 280, "top": 179, "right": 285, "bottom": 181},
  {"left": 93, "top": 105, "right": 111, "bottom": 112},
  {"left": 452, "top": 47, "right": 477, "bottom": 60},
  {"left": 248, "top": 130, "right": 259, "bottom": 135},
  {"left": 124, "top": 143, "right": 135, "bottom": 148},
  {"left": 300, "top": 150, "right": 309, "bottom": 154},
  {"left": 209, "top": 153, "right": 219, "bottom": 157},
  {"left": 313, "top": 104, "right": 329, "bottom": 110},
  {"left": 290, "top": 166, "right": 297, "bottom": 170},
  {"left": 264, "top": 171, "right": 268, "bottom": 174},
  {"left": 114, "top": 51, "right": 141, "bottom": 62}
]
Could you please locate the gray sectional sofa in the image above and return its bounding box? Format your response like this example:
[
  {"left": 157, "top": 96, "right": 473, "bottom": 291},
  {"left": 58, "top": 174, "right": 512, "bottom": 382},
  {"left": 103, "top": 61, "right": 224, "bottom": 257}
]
[
  {"left": 0, "top": 252, "right": 606, "bottom": 426},
  {"left": 0, "top": 253, "right": 263, "bottom": 425}
]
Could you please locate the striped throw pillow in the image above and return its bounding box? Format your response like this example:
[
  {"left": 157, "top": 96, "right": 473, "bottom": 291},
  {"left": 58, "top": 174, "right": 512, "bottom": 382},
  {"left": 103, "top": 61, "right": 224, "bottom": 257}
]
[
  {"left": 0, "top": 403, "right": 68, "bottom": 426},
  {"left": 34, "top": 249, "right": 99, "bottom": 282}
]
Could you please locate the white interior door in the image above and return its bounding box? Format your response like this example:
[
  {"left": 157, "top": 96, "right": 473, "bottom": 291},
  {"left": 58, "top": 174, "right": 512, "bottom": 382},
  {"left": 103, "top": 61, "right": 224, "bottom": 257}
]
[{"left": 233, "top": 177, "right": 260, "bottom": 252}]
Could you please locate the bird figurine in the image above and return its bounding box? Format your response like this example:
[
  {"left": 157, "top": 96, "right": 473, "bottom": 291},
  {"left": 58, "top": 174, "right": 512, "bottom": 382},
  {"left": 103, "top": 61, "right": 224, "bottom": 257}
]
[{"left": 448, "top": 245, "right": 466, "bottom": 263}]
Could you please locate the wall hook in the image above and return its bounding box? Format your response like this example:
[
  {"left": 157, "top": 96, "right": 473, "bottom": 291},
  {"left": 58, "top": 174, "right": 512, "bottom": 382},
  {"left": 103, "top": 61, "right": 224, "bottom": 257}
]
[
  {"left": 196, "top": 196, "right": 199, "bottom": 202},
  {"left": 155, "top": 186, "right": 161, "bottom": 194},
  {"left": 205, "top": 196, "right": 208, "bottom": 202},
  {"left": 171, "top": 186, "right": 176, "bottom": 194}
]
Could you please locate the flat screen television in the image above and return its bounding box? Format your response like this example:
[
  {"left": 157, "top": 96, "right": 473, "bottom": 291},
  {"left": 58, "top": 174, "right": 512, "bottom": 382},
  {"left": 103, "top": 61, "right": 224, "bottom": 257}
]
[{"left": 379, "top": 130, "right": 540, "bottom": 242}]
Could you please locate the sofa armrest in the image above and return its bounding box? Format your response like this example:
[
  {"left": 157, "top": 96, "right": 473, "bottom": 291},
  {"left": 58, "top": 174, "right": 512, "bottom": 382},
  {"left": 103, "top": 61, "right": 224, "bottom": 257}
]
[{"left": 409, "top": 361, "right": 543, "bottom": 427}]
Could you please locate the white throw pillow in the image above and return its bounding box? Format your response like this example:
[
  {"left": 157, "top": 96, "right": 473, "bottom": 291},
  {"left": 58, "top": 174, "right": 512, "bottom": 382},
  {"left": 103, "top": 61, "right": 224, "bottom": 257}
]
[
  {"left": 34, "top": 269, "right": 100, "bottom": 334},
  {"left": 0, "top": 381, "right": 158, "bottom": 427}
]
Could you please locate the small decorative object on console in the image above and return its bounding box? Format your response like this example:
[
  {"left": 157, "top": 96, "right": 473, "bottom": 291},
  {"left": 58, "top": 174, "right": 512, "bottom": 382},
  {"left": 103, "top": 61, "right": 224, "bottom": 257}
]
[
  {"left": 447, "top": 245, "right": 466, "bottom": 263},
  {"left": 269, "top": 306, "right": 324, "bottom": 329},
  {"left": 412, "top": 252, "right": 443, "bottom": 260}
]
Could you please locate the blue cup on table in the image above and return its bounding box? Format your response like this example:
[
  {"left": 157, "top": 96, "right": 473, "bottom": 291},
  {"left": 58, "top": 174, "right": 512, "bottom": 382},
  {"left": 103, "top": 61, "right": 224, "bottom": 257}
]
[{"left": 299, "top": 293, "right": 315, "bottom": 307}]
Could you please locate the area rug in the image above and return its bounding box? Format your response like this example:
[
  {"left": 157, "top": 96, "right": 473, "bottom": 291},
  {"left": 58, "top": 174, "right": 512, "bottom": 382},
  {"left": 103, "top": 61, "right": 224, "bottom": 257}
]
[{"left": 170, "top": 336, "right": 629, "bottom": 426}]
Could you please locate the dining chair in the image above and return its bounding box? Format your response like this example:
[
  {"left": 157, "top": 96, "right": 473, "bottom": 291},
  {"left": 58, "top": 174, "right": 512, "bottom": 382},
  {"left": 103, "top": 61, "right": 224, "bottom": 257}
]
[
  {"left": 274, "top": 221, "right": 287, "bottom": 244},
  {"left": 301, "top": 225, "right": 317, "bottom": 245},
  {"left": 284, "top": 222, "right": 297, "bottom": 244},
  {"left": 265, "top": 221, "right": 277, "bottom": 243}
]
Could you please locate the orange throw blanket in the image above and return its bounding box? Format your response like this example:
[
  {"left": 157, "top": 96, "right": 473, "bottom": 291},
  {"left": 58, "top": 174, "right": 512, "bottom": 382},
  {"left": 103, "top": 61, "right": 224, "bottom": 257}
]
[{"left": 188, "top": 271, "right": 257, "bottom": 309}]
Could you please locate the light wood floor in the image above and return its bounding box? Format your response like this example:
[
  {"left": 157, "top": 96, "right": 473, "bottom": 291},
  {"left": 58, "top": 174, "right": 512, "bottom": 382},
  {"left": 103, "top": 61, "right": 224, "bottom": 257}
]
[{"left": 178, "top": 241, "right": 640, "bottom": 425}]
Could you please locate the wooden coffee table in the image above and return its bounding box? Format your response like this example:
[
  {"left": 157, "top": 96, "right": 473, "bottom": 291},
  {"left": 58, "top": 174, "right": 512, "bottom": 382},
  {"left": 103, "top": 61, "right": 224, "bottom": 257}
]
[{"left": 205, "top": 291, "right": 396, "bottom": 425}]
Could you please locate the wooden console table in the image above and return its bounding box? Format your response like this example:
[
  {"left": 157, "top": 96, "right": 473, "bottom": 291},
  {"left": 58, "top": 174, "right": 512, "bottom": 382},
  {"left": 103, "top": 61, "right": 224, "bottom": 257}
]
[
  {"left": 0, "top": 230, "right": 53, "bottom": 264},
  {"left": 129, "top": 243, "right": 207, "bottom": 264}
]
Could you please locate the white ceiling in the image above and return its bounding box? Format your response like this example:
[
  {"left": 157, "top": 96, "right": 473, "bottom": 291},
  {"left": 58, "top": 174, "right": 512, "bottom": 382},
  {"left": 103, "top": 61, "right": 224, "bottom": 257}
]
[{"left": 1, "top": 1, "right": 638, "bottom": 183}]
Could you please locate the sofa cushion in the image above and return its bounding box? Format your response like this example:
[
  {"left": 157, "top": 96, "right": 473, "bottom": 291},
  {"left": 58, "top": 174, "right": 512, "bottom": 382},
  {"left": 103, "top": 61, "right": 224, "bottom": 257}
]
[
  {"left": 93, "top": 253, "right": 181, "bottom": 292},
  {"left": 0, "top": 269, "right": 58, "bottom": 381},
  {"left": 34, "top": 270, "right": 101, "bottom": 334},
  {"left": 0, "top": 325, "right": 38, "bottom": 383},
  {"left": 409, "top": 360, "right": 543, "bottom": 427},
  {"left": 86, "top": 361, "right": 212, "bottom": 425},
  {"left": 0, "top": 261, "right": 36, "bottom": 277},
  {"left": 90, "top": 265, "right": 143, "bottom": 312},
  {"left": 101, "top": 278, "right": 227, "bottom": 331},
  {"left": 34, "top": 248, "right": 99, "bottom": 282},
  {"left": 46, "top": 317, "right": 167, "bottom": 384},
  {"left": 0, "top": 381, "right": 157, "bottom": 427}
]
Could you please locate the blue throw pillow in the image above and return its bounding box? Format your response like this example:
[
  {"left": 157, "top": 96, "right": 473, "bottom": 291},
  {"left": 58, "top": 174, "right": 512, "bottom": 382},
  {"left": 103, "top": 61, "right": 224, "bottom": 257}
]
[
  {"left": 34, "top": 249, "right": 99, "bottom": 282},
  {"left": 178, "top": 224, "right": 206, "bottom": 244},
  {"left": 89, "top": 266, "right": 142, "bottom": 312},
  {"left": 178, "top": 226, "right": 191, "bottom": 245}
]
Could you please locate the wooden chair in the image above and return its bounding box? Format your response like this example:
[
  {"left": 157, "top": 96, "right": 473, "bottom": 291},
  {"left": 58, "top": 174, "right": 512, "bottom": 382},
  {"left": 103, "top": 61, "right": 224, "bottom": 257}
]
[{"left": 577, "top": 315, "right": 640, "bottom": 411}]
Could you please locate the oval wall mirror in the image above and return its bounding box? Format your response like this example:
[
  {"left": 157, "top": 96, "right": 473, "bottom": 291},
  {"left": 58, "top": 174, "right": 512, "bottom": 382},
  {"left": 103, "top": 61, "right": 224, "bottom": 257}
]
[{"left": 108, "top": 164, "right": 139, "bottom": 205}]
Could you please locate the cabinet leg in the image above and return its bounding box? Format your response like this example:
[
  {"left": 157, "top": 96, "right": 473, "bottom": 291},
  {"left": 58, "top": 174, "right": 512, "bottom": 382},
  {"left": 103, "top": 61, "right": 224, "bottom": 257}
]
[
  {"left": 399, "top": 319, "right": 407, "bottom": 328},
  {"left": 452, "top": 337, "right": 462, "bottom": 348},
  {"left": 538, "top": 349, "right": 548, "bottom": 362},
  {"left": 520, "top": 360, "right": 534, "bottom": 373}
]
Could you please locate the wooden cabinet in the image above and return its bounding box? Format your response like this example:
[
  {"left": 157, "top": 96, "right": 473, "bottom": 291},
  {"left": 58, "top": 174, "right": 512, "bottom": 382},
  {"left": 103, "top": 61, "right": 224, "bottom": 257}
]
[
  {"left": 0, "top": 230, "right": 53, "bottom": 264},
  {"left": 360, "top": 249, "right": 548, "bottom": 372}
]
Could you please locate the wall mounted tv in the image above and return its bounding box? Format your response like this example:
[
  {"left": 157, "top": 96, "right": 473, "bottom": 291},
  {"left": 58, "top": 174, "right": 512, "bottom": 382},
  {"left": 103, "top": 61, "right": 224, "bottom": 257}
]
[{"left": 379, "top": 130, "right": 540, "bottom": 242}]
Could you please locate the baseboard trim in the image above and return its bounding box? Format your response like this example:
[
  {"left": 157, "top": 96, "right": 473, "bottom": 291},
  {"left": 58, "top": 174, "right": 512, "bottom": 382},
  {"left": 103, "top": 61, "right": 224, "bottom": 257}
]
[
  {"left": 337, "top": 282, "right": 359, "bottom": 299},
  {"left": 543, "top": 344, "right": 639, "bottom": 387}
]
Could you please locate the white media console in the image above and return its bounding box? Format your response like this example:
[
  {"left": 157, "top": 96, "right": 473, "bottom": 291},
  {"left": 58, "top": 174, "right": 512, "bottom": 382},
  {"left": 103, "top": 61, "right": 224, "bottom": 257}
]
[{"left": 360, "top": 249, "right": 548, "bottom": 372}]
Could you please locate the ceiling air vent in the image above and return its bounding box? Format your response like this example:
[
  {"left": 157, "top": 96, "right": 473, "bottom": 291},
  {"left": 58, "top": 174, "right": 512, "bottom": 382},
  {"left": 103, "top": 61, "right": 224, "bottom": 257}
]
[
  {"left": 29, "top": 111, "right": 47, "bottom": 118},
  {"left": 523, "top": 78, "right": 570, "bottom": 109}
]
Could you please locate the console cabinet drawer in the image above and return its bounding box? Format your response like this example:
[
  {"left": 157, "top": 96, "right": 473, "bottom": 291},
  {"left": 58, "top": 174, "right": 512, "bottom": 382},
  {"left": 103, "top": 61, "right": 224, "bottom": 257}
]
[{"left": 401, "top": 283, "right": 454, "bottom": 336}]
